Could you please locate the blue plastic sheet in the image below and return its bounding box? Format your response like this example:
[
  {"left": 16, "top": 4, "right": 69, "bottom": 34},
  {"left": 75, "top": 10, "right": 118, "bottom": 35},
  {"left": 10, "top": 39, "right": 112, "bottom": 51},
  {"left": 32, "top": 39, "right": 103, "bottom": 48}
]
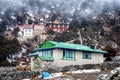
[{"left": 42, "top": 72, "right": 50, "bottom": 78}]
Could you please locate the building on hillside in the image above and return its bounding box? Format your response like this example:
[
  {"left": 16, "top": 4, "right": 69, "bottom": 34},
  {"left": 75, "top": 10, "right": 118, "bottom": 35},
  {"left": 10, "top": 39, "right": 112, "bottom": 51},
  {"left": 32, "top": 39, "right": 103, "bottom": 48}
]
[
  {"left": 23, "top": 25, "right": 33, "bottom": 37},
  {"left": 29, "top": 41, "right": 108, "bottom": 70},
  {"left": 16, "top": 23, "right": 46, "bottom": 42},
  {"left": 45, "top": 20, "right": 68, "bottom": 33},
  {"left": 16, "top": 24, "right": 34, "bottom": 41}
]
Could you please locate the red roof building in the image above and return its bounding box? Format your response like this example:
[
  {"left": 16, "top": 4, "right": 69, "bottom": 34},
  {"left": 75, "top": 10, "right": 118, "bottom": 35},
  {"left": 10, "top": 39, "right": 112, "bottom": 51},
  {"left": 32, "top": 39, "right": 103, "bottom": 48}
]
[{"left": 45, "top": 20, "right": 68, "bottom": 33}]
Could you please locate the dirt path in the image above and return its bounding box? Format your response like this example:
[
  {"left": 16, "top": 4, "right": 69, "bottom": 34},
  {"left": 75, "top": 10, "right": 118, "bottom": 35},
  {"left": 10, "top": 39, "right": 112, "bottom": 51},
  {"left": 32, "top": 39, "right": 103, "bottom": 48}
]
[
  {"left": 65, "top": 70, "right": 110, "bottom": 80},
  {"left": 66, "top": 72, "right": 102, "bottom": 80}
]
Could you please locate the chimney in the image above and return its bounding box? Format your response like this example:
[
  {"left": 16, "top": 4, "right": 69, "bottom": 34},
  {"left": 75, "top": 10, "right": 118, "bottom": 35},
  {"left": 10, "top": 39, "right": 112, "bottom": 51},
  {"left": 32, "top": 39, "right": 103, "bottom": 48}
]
[{"left": 90, "top": 44, "right": 96, "bottom": 49}]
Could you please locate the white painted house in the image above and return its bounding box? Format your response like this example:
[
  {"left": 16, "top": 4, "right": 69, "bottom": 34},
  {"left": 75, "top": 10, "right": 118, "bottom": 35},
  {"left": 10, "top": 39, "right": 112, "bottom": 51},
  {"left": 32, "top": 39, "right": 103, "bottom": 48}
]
[
  {"left": 29, "top": 41, "right": 108, "bottom": 70},
  {"left": 16, "top": 23, "right": 46, "bottom": 42}
]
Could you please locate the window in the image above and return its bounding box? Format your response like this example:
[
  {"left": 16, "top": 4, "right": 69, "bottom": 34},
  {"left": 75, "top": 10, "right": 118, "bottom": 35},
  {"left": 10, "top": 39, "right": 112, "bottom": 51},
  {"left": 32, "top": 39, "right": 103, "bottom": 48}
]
[
  {"left": 83, "top": 52, "right": 91, "bottom": 59},
  {"left": 53, "top": 29, "right": 57, "bottom": 31},
  {"left": 24, "top": 29, "right": 33, "bottom": 36},
  {"left": 42, "top": 50, "right": 53, "bottom": 57},
  {"left": 62, "top": 50, "right": 75, "bottom": 60},
  {"left": 41, "top": 50, "right": 54, "bottom": 61},
  {"left": 25, "top": 29, "right": 31, "bottom": 32},
  {"left": 25, "top": 32, "right": 31, "bottom": 36}
]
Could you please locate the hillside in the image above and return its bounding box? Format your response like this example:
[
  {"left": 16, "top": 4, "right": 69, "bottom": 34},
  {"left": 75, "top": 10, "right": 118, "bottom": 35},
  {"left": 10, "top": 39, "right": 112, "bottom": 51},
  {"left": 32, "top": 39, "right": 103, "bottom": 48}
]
[{"left": 0, "top": 0, "right": 120, "bottom": 52}]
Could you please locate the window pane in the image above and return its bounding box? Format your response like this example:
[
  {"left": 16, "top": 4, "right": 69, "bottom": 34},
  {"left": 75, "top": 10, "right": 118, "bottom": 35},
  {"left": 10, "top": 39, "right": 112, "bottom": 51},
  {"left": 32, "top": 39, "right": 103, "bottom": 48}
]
[
  {"left": 42, "top": 50, "right": 53, "bottom": 57},
  {"left": 63, "top": 50, "right": 75, "bottom": 60},
  {"left": 83, "top": 52, "right": 91, "bottom": 59}
]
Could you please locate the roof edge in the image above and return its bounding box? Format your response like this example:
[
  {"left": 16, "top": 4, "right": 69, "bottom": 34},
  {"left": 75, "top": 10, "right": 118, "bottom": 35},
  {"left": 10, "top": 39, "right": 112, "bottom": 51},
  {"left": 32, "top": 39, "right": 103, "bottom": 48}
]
[{"left": 33, "top": 47, "right": 108, "bottom": 54}]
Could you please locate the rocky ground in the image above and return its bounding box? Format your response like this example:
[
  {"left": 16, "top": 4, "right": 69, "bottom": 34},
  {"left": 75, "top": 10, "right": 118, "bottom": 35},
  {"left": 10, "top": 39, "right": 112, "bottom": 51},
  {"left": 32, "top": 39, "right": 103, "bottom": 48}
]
[
  {"left": 0, "top": 67, "right": 40, "bottom": 80},
  {"left": 0, "top": 62, "right": 120, "bottom": 80},
  {"left": 65, "top": 71, "right": 110, "bottom": 80},
  {"left": 0, "top": 67, "right": 108, "bottom": 80},
  {"left": 40, "top": 70, "right": 110, "bottom": 80}
]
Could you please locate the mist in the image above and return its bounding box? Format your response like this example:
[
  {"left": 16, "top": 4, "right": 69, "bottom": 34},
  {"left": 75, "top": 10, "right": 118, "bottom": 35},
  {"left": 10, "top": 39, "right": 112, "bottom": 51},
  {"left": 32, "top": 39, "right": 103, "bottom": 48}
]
[{"left": 0, "top": 0, "right": 120, "bottom": 20}]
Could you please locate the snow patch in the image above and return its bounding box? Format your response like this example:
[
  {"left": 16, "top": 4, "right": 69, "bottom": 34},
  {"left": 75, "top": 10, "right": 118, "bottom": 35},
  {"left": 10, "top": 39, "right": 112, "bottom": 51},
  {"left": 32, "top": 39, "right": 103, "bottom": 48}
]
[
  {"left": 22, "top": 79, "right": 31, "bottom": 80},
  {"left": 51, "top": 72, "right": 63, "bottom": 77},
  {"left": 66, "top": 69, "right": 101, "bottom": 74}
]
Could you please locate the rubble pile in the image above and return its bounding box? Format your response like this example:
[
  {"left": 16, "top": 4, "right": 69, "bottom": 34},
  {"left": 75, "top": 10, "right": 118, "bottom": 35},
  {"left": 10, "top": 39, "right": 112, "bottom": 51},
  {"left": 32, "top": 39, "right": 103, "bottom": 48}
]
[
  {"left": 97, "top": 67, "right": 120, "bottom": 80},
  {"left": 113, "top": 55, "right": 120, "bottom": 62}
]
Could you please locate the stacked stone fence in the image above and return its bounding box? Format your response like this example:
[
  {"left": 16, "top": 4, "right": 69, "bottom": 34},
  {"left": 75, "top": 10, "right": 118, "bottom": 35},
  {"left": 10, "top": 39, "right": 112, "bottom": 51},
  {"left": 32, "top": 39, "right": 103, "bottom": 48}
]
[
  {"left": 101, "top": 62, "right": 120, "bottom": 70},
  {"left": 0, "top": 67, "right": 40, "bottom": 80}
]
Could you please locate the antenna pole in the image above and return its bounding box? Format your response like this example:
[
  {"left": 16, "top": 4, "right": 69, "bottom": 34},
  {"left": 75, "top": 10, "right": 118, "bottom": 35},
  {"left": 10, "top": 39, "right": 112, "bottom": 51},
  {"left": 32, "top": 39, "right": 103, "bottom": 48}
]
[{"left": 78, "top": 30, "right": 83, "bottom": 45}]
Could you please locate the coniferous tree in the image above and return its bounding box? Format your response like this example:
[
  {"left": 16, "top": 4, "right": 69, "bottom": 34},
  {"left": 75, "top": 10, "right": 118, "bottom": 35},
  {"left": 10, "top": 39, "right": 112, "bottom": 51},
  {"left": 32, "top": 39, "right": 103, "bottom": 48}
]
[{"left": 0, "top": 35, "right": 21, "bottom": 66}]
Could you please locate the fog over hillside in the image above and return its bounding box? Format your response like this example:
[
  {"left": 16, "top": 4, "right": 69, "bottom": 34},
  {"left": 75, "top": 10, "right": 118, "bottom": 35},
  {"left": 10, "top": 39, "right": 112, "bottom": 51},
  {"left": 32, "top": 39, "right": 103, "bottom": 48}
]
[
  {"left": 0, "top": 0, "right": 120, "bottom": 20},
  {"left": 0, "top": 0, "right": 120, "bottom": 49}
]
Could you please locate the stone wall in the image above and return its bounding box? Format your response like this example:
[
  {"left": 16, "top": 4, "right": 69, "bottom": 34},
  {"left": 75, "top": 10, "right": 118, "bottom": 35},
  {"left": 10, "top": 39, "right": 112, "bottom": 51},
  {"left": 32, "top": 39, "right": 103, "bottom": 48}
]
[
  {"left": 0, "top": 67, "right": 40, "bottom": 80},
  {"left": 101, "top": 62, "right": 120, "bottom": 70}
]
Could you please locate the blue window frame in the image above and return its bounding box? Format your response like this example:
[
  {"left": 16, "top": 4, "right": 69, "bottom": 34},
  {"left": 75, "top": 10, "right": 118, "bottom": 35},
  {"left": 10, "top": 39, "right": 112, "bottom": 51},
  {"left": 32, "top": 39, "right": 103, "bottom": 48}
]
[
  {"left": 42, "top": 50, "right": 53, "bottom": 57},
  {"left": 83, "top": 52, "right": 91, "bottom": 59},
  {"left": 62, "top": 50, "right": 75, "bottom": 60}
]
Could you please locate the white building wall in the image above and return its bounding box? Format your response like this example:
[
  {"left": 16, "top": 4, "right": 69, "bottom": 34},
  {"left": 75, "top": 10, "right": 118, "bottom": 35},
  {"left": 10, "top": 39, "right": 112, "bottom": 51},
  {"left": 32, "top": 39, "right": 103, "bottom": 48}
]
[
  {"left": 31, "top": 49, "right": 104, "bottom": 69},
  {"left": 38, "top": 52, "right": 42, "bottom": 56},
  {"left": 53, "top": 49, "right": 104, "bottom": 67},
  {"left": 30, "top": 57, "right": 34, "bottom": 70}
]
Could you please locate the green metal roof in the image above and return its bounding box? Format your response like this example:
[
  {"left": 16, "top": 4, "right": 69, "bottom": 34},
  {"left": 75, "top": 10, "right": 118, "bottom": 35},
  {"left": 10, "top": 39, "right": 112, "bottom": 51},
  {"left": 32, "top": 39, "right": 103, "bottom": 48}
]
[
  {"left": 39, "top": 41, "right": 107, "bottom": 54},
  {"left": 41, "top": 41, "right": 55, "bottom": 49}
]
